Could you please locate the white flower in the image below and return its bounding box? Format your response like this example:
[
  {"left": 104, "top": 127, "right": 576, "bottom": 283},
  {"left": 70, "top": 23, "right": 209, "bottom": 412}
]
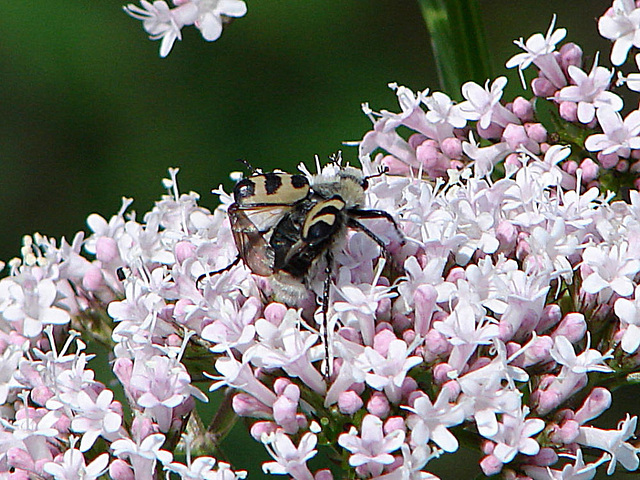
[
  {"left": 506, "top": 15, "right": 567, "bottom": 88},
  {"left": 458, "top": 77, "right": 519, "bottom": 129},
  {"left": 576, "top": 415, "right": 639, "bottom": 475},
  {"left": 598, "top": 0, "right": 640, "bottom": 66},
  {"left": 555, "top": 53, "right": 623, "bottom": 124}
]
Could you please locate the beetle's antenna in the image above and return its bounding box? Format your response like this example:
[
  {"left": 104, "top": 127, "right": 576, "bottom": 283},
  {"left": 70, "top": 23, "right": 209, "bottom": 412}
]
[
  {"left": 236, "top": 158, "right": 258, "bottom": 174},
  {"left": 328, "top": 150, "right": 343, "bottom": 166},
  {"left": 364, "top": 165, "right": 389, "bottom": 182}
]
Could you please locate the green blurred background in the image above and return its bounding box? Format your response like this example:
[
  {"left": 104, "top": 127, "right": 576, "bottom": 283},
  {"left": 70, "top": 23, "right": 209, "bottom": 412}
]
[{"left": 0, "top": 1, "right": 624, "bottom": 477}]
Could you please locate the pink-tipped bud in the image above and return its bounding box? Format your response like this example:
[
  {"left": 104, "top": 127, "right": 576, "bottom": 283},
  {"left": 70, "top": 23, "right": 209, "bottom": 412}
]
[
  {"left": 480, "top": 454, "right": 504, "bottom": 476},
  {"left": 536, "top": 304, "right": 562, "bottom": 334},
  {"left": 573, "top": 387, "right": 612, "bottom": 424},
  {"left": 551, "top": 313, "right": 586, "bottom": 343},
  {"left": 597, "top": 151, "right": 620, "bottom": 169},
  {"left": 530, "top": 447, "right": 558, "bottom": 466},
  {"left": 96, "top": 236, "right": 119, "bottom": 263},
  {"left": 432, "top": 363, "right": 455, "bottom": 384},
  {"left": 381, "top": 155, "right": 412, "bottom": 176},
  {"left": 367, "top": 392, "right": 391, "bottom": 418},
  {"left": 82, "top": 266, "right": 104, "bottom": 291},
  {"left": 273, "top": 378, "right": 293, "bottom": 396},
  {"left": 558, "top": 101, "right": 577, "bottom": 121},
  {"left": 174, "top": 240, "right": 196, "bottom": 264},
  {"left": 250, "top": 421, "right": 278, "bottom": 442},
  {"left": 264, "top": 302, "right": 288, "bottom": 325},
  {"left": 315, "top": 469, "right": 334, "bottom": 480},
  {"left": 441, "top": 137, "right": 462, "bottom": 159},
  {"left": 503, "top": 124, "right": 539, "bottom": 153},
  {"left": 373, "top": 329, "right": 396, "bottom": 357},
  {"left": 232, "top": 393, "right": 272, "bottom": 418},
  {"left": 384, "top": 416, "right": 406, "bottom": 435},
  {"left": 524, "top": 123, "right": 547, "bottom": 144},
  {"left": 109, "top": 459, "right": 135, "bottom": 480},
  {"left": 512, "top": 97, "right": 534, "bottom": 122},
  {"left": 559, "top": 42, "right": 583, "bottom": 71},
  {"left": 476, "top": 122, "right": 504, "bottom": 140},
  {"left": 408, "top": 133, "right": 428, "bottom": 149},
  {"left": 338, "top": 390, "right": 364, "bottom": 415},
  {"left": 532, "top": 77, "right": 555, "bottom": 97},
  {"left": 579, "top": 158, "right": 599, "bottom": 183}
]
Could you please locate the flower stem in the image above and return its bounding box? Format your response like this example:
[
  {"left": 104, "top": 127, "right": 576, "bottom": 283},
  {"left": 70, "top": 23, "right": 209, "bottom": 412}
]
[{"left": 417, "top": 0, "right": 493, "bottom": 100}]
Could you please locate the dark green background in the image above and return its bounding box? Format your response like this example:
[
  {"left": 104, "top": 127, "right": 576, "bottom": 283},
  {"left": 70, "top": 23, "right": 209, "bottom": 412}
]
[{"left": 0, "top": 1, "right": 622, "bottom": 478}]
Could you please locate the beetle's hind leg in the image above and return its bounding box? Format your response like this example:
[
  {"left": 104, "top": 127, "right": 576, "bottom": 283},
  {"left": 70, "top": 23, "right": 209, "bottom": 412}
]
[
  {"left": 321, "top": 250, "right": 333, "bottom": 379},
  {"left": 196, "top": 256, "right": 242, "bottom": 289}
]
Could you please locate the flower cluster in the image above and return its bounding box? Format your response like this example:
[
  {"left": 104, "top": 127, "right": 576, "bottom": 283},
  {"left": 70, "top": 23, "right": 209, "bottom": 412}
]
[
  {"left": 124, "top": 0, "right": 247, "bottom": 57},
  {"left": 4, "top": 1, "right": 640, "bottom": 479}
]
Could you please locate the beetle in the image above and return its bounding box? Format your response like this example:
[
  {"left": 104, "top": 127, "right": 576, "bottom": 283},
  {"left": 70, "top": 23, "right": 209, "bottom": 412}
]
[{"left": 200, "top": 154, "right": 404, "bottom": 372}]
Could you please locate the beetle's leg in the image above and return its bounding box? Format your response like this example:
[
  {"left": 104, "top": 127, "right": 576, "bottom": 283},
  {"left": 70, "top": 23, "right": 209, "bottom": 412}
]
[
  {"left": 348, "top": 208, "right": 405, "bottom": 245},
  {"left": 196, "top": 256, "right": 242, "bottom": 289},
  {"left": 347, "top": 217, "right": 404, "bottom": 275},
  {"left": 322, "top": 249, "right": 333, "bottom": 379}
]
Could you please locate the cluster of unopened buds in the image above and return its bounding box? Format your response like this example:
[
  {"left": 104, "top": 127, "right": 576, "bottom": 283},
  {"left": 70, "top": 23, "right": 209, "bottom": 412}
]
[{"left": 5, "top": 1, "right": 640, "bottom": 479}]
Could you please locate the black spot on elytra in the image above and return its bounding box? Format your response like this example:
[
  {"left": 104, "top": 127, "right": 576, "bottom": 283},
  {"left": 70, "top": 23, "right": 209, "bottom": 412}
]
[
  {"left": 234, "top": 178, "right": 255, "bottom": 200},
  {"left": 291, "top": 175, "right": 308, "bottom": 189},
  {"left": 264, "top": 173, "right": 283, "bottom": 195}
]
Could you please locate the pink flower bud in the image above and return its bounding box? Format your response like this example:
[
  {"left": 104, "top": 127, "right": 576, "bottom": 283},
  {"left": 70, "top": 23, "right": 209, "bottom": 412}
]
[
  {"left": 249, "top": 421, "right": 278, "bottom": 441},
  {"left": 338, "top": 390, "right": 364, "bottom": 415},
  {"left": 597, "top": 151, "right": 620, "bottom": 169},
  {"left": 383, "top": 416, "right": 406, "bottom": 435},
  {"left": 495, "top": 220, "right": 517, "bottom": 253},
  {"left": 573, "top": 387, "right": 612, "bottom": 424},
  {"left": 367, "top": 392, "right": 390, "bottom": 418},
  {"left": 524, "top": 123, "right": 547, "bottom": 144},
  {"left": 551, "top": 313, "right": 586, "bottom": 343},
  {"left": 579, "top": 158, "right": 599, "bottom": 183},
  {"left": 401, "top": 377, "right": 418, "bottom": 398},
  {"left": 274, "top": 389, "right": 300, "bottom": 434},
  {"left": 381, "top": 155, "right": 412, "bottom": 176},
  {"left": 537, "top": 304, "right": 562, "bottom": 334},
  {"left": 512, "top": 97, "right": 534, "bottom": 122},
  {"left": 7, "top": 448, "right": 35, "bottom": 471},
  {"left": 445, "top": 266, "right": 465, "bottom": 283},
  {"left": 441, "top": 137, "right": 462, "bottom": 159},
  {"left": 131, "top": 417, "right": 156, "bottom": 441},
  {"left": 174, "top": 240, "right": 196, "bottom": 263},
  {"left": 109, "top": 459, "right": 134, "bottom": 480},
  {"left": 432, "top": 363, "right": 454, "bottom": 384},
  {"left": 416, "top": 140, "right": 448, "bottom": 178},
  {"left": 503, "top": 124, "right": 538, "bottom": 153},
  {"left": 408, "top": 133, "right": 428, "bottom": 149},
  {"left": 82, "top": 266, "right": 104, "bottom": 291},
  {"left": 476, "top": 122, "right": 504, "bottom": 140},
  {"left": 559, "top": 42, "right": 583, "bottom": 71},
  {"left": 232, "top": 393, "right": 272, "bottom": 418},
  {"left": 113, "top": 358, "right": 133, "bottom": 388},
  {"left": 314, "top": 469, "right": 334, "bottom": 480},
  {"left": 422, "top": 329, "right": 451, "bottom": 361},
  {"left": 480, "top": 454, "right": 504, "bottom": 476},
  {"left": 532, "top": 77, "right": 555, "bottom": 97},
  {"left": 264, "top": 302, "right": 287, "bottom": 325},
  {"left": 273, "top": 378, "right": 293, "bottom": 396},
  {"left": 616, "top": 159, "right": 629, "bottom": 172},
  {"left": 531, "top": 447, "right": 558, "bottom": 466},
  {"left": 414, "top": 285, "right": 437, "bottom": 336},
  {"left": 373, "top": 329, "right": 396, "bottom": 357},
  {"left": 96, "top": 236, "right": 119, "bottom": 263},
  {"left": 31, "top": 386, "right": 54, "bottom": 406},
  {"left": 504, "top": 152, "right": 523, "bottom": 169}
]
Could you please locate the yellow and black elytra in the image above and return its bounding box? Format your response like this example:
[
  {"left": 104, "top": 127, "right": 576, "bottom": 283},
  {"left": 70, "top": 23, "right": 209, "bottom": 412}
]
[{"left": 200, "top": 153, "right": 404, "bottom": 374}]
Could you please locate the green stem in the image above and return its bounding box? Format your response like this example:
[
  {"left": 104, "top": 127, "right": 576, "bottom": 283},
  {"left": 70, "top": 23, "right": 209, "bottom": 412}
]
[{"left": 417, "top": 0, "right": 493, "bottom": 100}]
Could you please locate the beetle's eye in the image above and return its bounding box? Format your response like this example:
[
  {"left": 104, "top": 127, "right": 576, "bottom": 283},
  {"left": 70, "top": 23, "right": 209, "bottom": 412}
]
[{"left": 361, "top": 178, "right": 369, "bottom": 190}]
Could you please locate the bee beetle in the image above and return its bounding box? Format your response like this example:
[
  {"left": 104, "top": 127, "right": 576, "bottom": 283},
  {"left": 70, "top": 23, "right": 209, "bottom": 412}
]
[{"left": 201, "top": 154, "right": 404, "bottom": 367}]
